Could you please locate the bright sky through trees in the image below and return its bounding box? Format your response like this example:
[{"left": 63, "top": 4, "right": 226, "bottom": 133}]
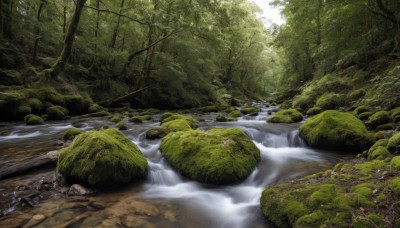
[{"left": 250, "top": 0, "right": 285, "bottom": 26}]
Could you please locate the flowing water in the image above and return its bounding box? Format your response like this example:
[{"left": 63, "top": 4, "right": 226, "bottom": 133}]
[{"left": 0, "top": 103, "right": 351, "bottom": 227}]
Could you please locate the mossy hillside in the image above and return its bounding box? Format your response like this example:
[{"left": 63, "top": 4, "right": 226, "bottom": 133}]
[
  {"left": 160, "top": 128, "right": 260, "bottom": 184},
  {"left": 299, "top": 110, "right": 374, "bottom": 152},
  {"left": 267, "top": 109, "right": 303, "bottom": 123},
  {"left": 353, "top": 106, "right": 369, "bottom": 117},
  {"left": 367, "top": 111, "right": 391, "bottom": 129},
  {"left": 358, "top": 112, "right": 373, "bottom": 120},
  {"left": 240, "top": 106, "right": 261, "bottom": 115},
  {"left": 57, "top": 128, "right": 148, "bottom": 187},
  {"left": 260, "top": 157, "right": 400, "bottom": 227},
  {"left": 62, "top": 128, "right": 84, "bottom": 140}
]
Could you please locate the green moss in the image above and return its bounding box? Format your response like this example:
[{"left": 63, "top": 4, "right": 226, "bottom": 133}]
[
  {"left": 315, "top": 93, "right": 345, "bottom": 110},
  {"left": 390, "top": 107, "right": 400, "bottom": 120},
  {"left": 88, "top": 103, "right": 104, "bottom": 113},
  {"left": 18, "top": 105, "right": 32, "bottom": 117},
  {"left": 216, "top": 114, "right": 236, "bottom": 122},
  {"left": 367, "top": 213, "right": 384, "bottom": 226},
  {"left": 353, "top": 106, "right": 369, "bottom": 116},
  {"left": 367, "top": 111, "right": 391, "bottom": 129},
  {"left": 387, "top": 178, "right": 400, "bottom": 196},
  {"left": 240, "top": 106, "right": 261, "bottom": 115},
  {"left": 160, "top": 128, "right": 260, "bottom": 184},
  {"left": 299, "top": 110, "right": 374, "bottom": 152},
  {"left": 25, "top": 115, "right": 44, "bottom": 125},
  {"left": 228, "top": 110, "right": 243, "bottom": 118},
  {"left": 306, "top": 107, "right": 322, "bottom": 116},
  {"left": 348, "top": 89, "right": 366, "bottom": 100},
  {"left": 197, "top": 105, "right": 219, "bottom": 113},
  {"left": 110, "top": 116, "right": 122, "bottom": 123},
  {"left": 374, "top": 131, "right": 391, "bottom": 140},
  {"left": 102, "top": 124, "right": 110, "bottom": 129},
  {"left": 31, "top": 87, "right": 65, "bottom": 106},
  {"left": 0, "top": 92, "right": 21, "bottom": 121},
  {"left": 146, "top": 127, "right": 169, "bottom": 139},
  {"left": 376, "top": 123, "right": 393, "bottom": 131},
  {"left": 295, "top": 211, "right": 326, "bottom": 227},
  {"left": 62, "top": 128, "right": 84, "bottom": 140},
  {"left": 116, "top": 121, "right": 128, "bottom": 130},
  {"left": 368, "top": 146, "right": 391, "bottom": 161},
  {"left": 160, "top": 112, "right": 175, "bottom": 122},
  {"left": 351, "top": 184, "right": 374, "bottom": 207},
  {"left": 64, "top": 95, "right": 90, "bottom": 115},
  {"left": 358, "top": 112, "right": 373, "bottom": 120},
  {"left": 161, "top": 114, "right": 198, "bottom": 132},
  {"left": 27, "top": 98, "right": 42, "bottom": 113},
  {"left": 129, "top": 116, "right": 143, "bottom": 123},
  {"left": 89, "top": 110, "right": 110, "bottom": 117},
  {"left": 369, "top": 139, "right": 389, "bottom": 152},
  {"left": 46, "top": 105, "right": 68, "bottom": 120},
  {"left": 387, "top": 132, "right": 400, "bottom": 153},
  {"left": 355, "top": 160, "right": 386, "bottom": 175},
  {"left": 267, "top": 109, "right": 303, "bottom": 123},
  {"left": 57, "top": 129, "right": 148, "bottom": 187},
  {"left": 391, "top": 156, "right": 400, "bottom": 171}
]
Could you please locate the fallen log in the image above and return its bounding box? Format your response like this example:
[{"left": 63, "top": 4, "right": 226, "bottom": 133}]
[{"left": 0, "top": 150, "right": 59, "bottom": 180}]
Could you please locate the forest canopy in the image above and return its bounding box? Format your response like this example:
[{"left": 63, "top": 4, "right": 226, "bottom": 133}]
[{"left": 0, "top": 0, "right": 280, "bottom": 108}]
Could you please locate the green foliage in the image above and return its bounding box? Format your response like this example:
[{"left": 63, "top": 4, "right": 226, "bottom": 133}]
[
  {"left": 391, "top": 156, "right": 400, "bottom": 172},
  {"left": 268, "top": 109, "right": 303, "bottom": 123},
  {"left": 27, "top": 98, "right": 43, "bottom": 113},
  {"left": 57, "top": 129, "right": 148, "bottom": 187},
  {"left": 62, "top": 128, "right": 84, "bottom": 140},
  {"left": 46, "top": 105, "right": 68, "bottom": 120},
  {"left": 299, "top": 110, "right": 374, "bottom": 152},
  {"left": 160, "top": 128, "right": 260, "bottom": 184},
  {"left": 368, "top": 146, "right": 391, "bottom": 161}
]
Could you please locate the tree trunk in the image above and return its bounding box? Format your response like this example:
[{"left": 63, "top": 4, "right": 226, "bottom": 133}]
[
  {"left": 63, "top": 0, "right": 67, "bottom": 37},
  {"left": 375, "top": 0, "right": 400, "bottom": 54},
  {"left": 1, "top": 0, "right": 13, "bottom": 38},
  {"left": 40, "top": 0, "right": 86, "bottom": 79},
  {"left": 32, "top": 0, "right": 46, "bottom": 64},
  {"left": 141, "top": 0, "right": 159, "bottom": 81},
  {"left": 110, "top": 0, "right": 125, "bottom": 49}
]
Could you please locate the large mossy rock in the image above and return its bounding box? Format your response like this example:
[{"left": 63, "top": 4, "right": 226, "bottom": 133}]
[
  {"left": 160, "top": 128, "right": 260, "bottom": 184},
  {"left": 367, "top": 111, "right": 391, "bottom": 129},
  {"left": 299, "top": 110, "right": 374, "bottom": 152},
  {"left": 57, "top": 129, "right": 148, "bottom": 187},
  {"left": 160, "top": 113, "right": 197, "bottom": 132},
  {"left": 267, "top": 109, "right": 303, "bottom": 123}
]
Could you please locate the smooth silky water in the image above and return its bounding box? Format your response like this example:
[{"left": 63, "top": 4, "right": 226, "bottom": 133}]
[{"left": 0, "top": 104, "right": 352, "bottom": 227}]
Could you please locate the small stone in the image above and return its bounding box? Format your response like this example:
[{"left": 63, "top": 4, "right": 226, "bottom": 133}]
[
  {"left": 23, "top": 214, "right": 47, "bottom": 227},
  {"left": 67, "top": 184, "right": 94, "bottom": 196},
  {"left": 32, "top": 214, "right": 46, "bottom": 221}
]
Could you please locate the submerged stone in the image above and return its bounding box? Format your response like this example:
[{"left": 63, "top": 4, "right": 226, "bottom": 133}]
[
  {"left": 57, "top": 128, "right": 148, "bottom": 187},
  {"left": 160, "top": 128, "right": 260, "bottom": 184},
  {"left": 299, "top": 110, "right": 374, "bottom": 152}
]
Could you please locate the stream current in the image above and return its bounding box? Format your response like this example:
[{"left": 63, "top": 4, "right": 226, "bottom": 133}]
[{"left": 0, "top": 103, "right": 351, "bottom": 227}]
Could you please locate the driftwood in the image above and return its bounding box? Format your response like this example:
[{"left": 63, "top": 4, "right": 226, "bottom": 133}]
[
  {"left": 0, "top": 150, "right": 59, "bottom": 180},
  {"left": 97, "top": 86, "right": 149, "bottom": 106}
]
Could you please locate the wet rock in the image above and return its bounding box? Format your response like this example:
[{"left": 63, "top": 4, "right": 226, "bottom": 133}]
[
  {"left": 122, "top": 215, "right": 155, "bottom": 228},
  {"left": 88, "top": 201, "right": 105, "bottom": 211},
  {"left": 24, "top": 214, "right": 47, "bottom": 227},
  {"left": 164, "top": 210, "right": 177, "bottom": 223},
  {"left": 67, "top": 184, "right": 95, "bottom": 196}
]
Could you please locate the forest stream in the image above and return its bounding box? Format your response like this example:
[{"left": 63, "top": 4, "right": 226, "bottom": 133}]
[{"left": 0, "top": 103, "right": 354, "bottom": 228}]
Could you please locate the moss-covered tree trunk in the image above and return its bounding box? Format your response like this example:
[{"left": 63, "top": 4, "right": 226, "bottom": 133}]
[
  {"left": 32, "top": 0, "right": 46, "bottom": 64},
  {"left": 40, "top": 0, "right": 86, "bottom": 79},
  {"left": 110, "top": 0, "right": 124, "bottom": 49},
  {"left": 0, "top": 0, "right": 13, "bottom": 38}
]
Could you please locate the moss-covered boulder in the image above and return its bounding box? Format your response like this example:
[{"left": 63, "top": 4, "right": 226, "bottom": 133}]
[
  {"left": 27, "top": 98, "right": 43, "bottom": 113},
  {"left": 228, "top": 110, "right": 243, "bottom": 118},
  {"left": 160, "top": 128, "right": 260, "bottom": 184},
  {"left": 387, "top": 132, "right": 400, "bottom": 153},
  {"left": 25, "top": 115, "right": 44, "bottom": 125},
  {"left": 368, "top": 146, "right": 391, "bottom": 161},
  {"left": 315, "top": 93, "right": 345, "bottom": 110},
  {"left": 110, "top": 116, "right": 122, "bottom": 123},
  {"left": 57, "top": 129, "right": 148, "bottom": 187},
  {"left": 299, "top": 110, "right": 374, "bottom": 152},
  {"left": 374, "top": 131, "right": 392, "bottom": 140},
  {"left": 46, "top": 105, "right": 68, "bottom": 120},
  {"left": 306, "top": 107, "right": 322, "bottom": 116},
  {"left": 367, "top": 111, "right": 391, "bottom": 129},
  {"left": 267, "top": 109, "right": 303, "bottom": 123},
  {"left": 353, "top": 106, "right": 369, "bottom": 117},
  {"left": 240, "top": 106, "right": 261, "bottom": 115},
  {"left": 146, "top": 127, "right": 169, "bottom": 139},
  {"left": 358, "top": 111, "right": 373, "bottom": 120},
  {"left": 63, "top": 128, "right": 84, "bottom": 140},
  {"left": 216, "top": 114, "right": 236, "bottom": 122},
  {"left": 116, "top": 121, "right": 128, "bottom": 130},
  {"left": 89, "top": 110, "right": 110, "bottom": 117},
  {"left": 88, "top": 103, "right": 105, "bottom": 113},
  {"left": 160, "top": 114, "right": 197, "bottom": 132},
  {"left": 197, "top": 105, "right": 219, "bottom": 113},
  {"left": 64, "top": 95, "right": 90, "bottom": 115}
]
